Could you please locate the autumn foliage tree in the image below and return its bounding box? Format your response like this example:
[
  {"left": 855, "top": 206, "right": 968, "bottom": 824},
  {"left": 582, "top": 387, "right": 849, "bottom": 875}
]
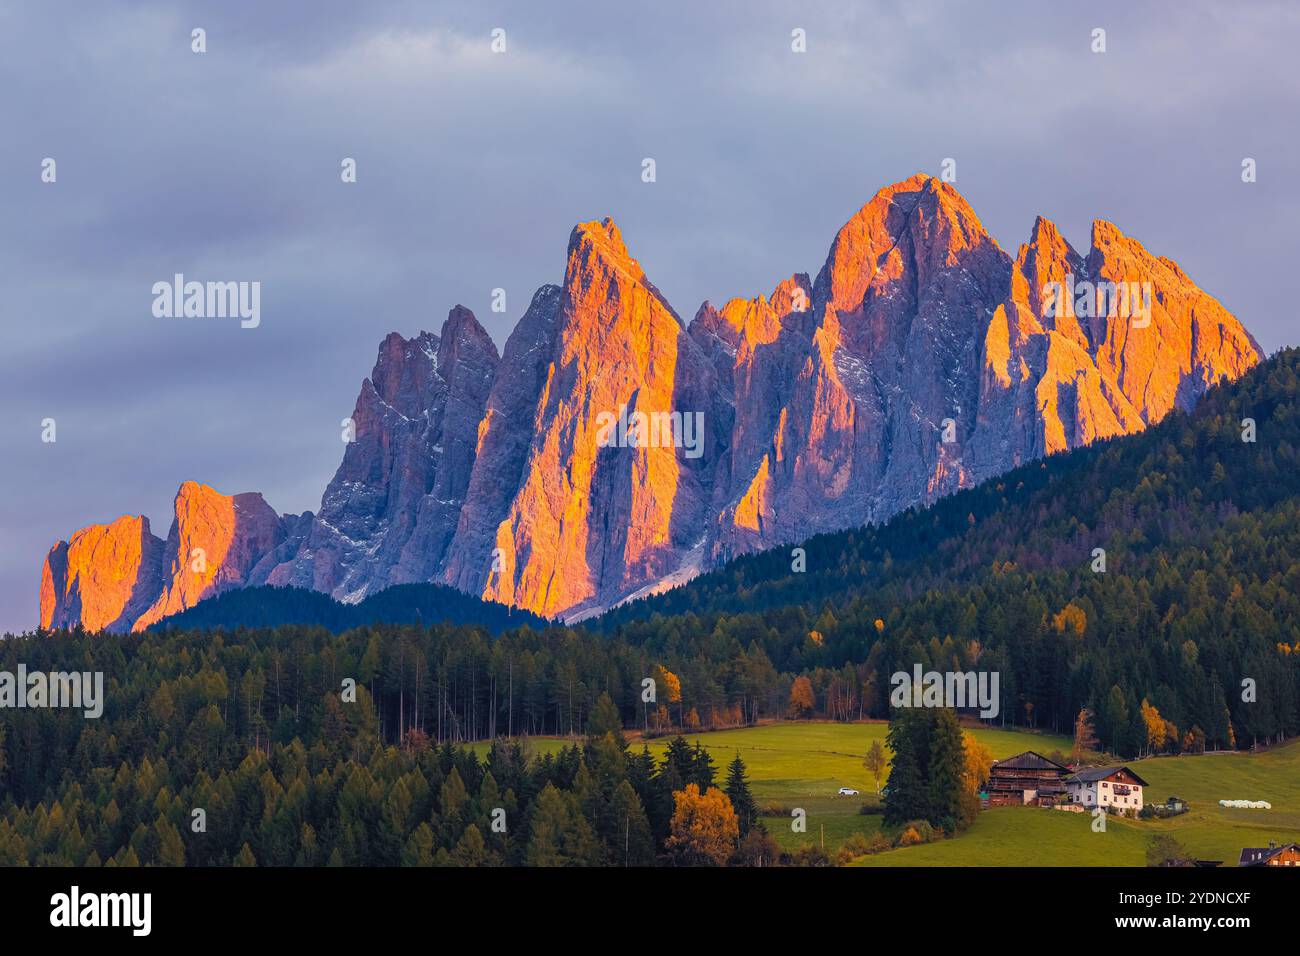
[
  {"left": 1051, "top": 602, "right": 1087, "bottom": 637},
  {"left": 1140, "top": 699, "right": 1174, "bottom": 756},
  {"left": 961, "top": 735, "right": 994, "bottom": 795},
  {"left": 863, "top": 740, "right": 887, "bottom": 794},
  {"left": 657, "top": 666, "right": 683, "bottom": 727},
  {"left": 1072, "top": 707, "right": 1099, "bottom": 762},
  {"left": 664, "top": 784, "right": 739, "bottom": 866},
  {"left": 789, "top": 676, "right": 815, "bottom": 718}
]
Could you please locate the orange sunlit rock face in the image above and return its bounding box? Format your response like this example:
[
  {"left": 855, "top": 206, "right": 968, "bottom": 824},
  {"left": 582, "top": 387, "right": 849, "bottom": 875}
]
[
  {"left": 974, "top": 215, "right": 1260, "bottom": 461},
  {"left": 473, "top": 219, "right": 715, "bottom": 618},
  {"left": 40, "top": 515, "right": 163, "bottom": 632},
  {"left": 131, "top": 481, "right": 284, "bottom": 631},
  {"left": 42, "top": 481, "right": 291, "bottom": 633},
  {"left": 41, "top": 175, "right": 1262, "bottom": 628}
]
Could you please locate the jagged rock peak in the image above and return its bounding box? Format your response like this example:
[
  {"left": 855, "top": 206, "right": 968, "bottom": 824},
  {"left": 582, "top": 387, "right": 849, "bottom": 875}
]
[
  {"left": 38, "top": 178, "right": 1265, "bottom": 629},
  {"left": 566, "top": 217, "right": 681, "bottom": 323}
]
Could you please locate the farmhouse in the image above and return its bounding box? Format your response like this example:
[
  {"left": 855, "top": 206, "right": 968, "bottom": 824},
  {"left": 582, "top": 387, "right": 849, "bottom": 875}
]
[
  {"left": 1066, "top": 766, "right": 1148, "bottom": 813},
  {"left": 1238, "top": 842, "right": 1300, "bottom": 867},
  {"left": 984, "top": 751, "right": 1070, "bottom": 807}
]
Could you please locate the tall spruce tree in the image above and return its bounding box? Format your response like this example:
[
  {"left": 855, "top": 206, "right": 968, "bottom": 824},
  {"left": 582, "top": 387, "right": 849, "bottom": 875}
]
[
  {"left": 883, "top": 708, "right": 925, "bottom": 826},
  {"left": 724, "top": 754, "right": 760, "bottom": 835},
  {"left": 924, "top": 709, "right": 968, "bottom": 832},
  {"left": 691, "top": 741, "right": 717, "bottom": 790},
  {"left": 607, "top": 779, "right": 656, "bottom": 866},
  {"left": 524, "top": 783, "right": 601, "bottom": 867},
  {"left": 663, "top": 736, "right": 695, "bottom": 784},
  {"left": 588, "top": 692, "right": 625, "bottom": 749}
]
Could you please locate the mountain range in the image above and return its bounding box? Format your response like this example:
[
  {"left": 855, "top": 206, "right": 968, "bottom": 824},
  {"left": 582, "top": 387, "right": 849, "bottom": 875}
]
[{"left": 39, "top": 174, "right": 1262, "bottom": 632}]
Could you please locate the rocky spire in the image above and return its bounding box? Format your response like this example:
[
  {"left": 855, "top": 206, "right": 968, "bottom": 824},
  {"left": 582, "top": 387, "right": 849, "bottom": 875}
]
[{"left": 39, "top": 177, "right": 1264, "bottom": 628}]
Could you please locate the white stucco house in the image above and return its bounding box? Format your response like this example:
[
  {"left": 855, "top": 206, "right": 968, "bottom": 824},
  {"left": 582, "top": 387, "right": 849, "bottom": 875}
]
[{"left": 1065, "top": 766, "right": 1148, "bottom": 814}]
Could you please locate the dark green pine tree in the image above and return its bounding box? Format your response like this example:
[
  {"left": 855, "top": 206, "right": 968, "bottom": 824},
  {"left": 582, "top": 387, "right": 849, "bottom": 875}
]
[
  {"left": 690, "top": 741, "right": 717, "bottom": 790},
  {"left": 579, "top": 734, "right": 635, "bottom": 860},
  {"left": 650, "top": 748, "right": 686, "bottom": 847},
  {"left": 626, "top": 745, "right": 657, "bottom": 800},
  {"left": 628, "top": 745, "right": 672, "bottom": 846},
  {"left": 663, "top": 736, "right": 695, "bottom": 784},
  {"left": 1127, "top": 691, "right": 1148, "bottom": 759},
  {"left": 724, "top": 754, "right": 760, "bottom": 836},
  {"left": 883, "top": 707, "right": 926, "bottom": 826},
  {"left": 524, "top": 783, "right": 602, "bottom": 867},
  {"left": 588, "top": 691, "right": 625, "bottom": 749},
  {"left": 554, "top": 743, "right": 583, "bottom": 789},
  {"left": 606, "top": 780, "right": 656, "bottom": 866},
  {"left": 1100, "top": 684, "right": 1129, "bottom": 753},
  {"left": 1207, "top": 675, "right": 1230, "bottom": 750},
  {"left": 924, "top": 709, "right": 968, "bottom": 833}
]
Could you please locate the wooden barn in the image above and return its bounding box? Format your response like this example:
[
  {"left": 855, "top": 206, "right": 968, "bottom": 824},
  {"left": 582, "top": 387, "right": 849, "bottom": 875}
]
[{"left": 984, "top": 751, "right": 1070, "bottom": 807}]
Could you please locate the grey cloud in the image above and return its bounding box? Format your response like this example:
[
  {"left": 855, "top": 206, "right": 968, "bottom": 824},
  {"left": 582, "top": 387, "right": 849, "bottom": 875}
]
[{"left": 2, "top": 0, "right": 1297, "bottom": 632}]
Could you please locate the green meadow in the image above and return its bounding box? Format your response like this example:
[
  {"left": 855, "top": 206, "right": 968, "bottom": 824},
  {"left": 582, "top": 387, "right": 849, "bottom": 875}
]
[
  {"left": 628, "top": 722, "right": 1071, "bottom": 856},
  {"left": 856, "top": 741, "right": 1300, "bottom": 867},
  {"left": 477, "top": 721, "right": 1300, "bottom": 865},
  {"left": 1120, "top": 744, "right": 1300, "bottom": 865}
]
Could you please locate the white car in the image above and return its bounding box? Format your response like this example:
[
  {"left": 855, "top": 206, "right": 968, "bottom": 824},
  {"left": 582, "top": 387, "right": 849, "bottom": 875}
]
[{"left": 837, "top": 787, "right": 860, "bottom": 796}]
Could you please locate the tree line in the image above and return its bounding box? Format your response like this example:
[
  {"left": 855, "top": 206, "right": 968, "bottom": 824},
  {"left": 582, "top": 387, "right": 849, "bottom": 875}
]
[
  {"left": 5, "top": 353, "right": 1300, "bottom": 862},
  {"left": 0, "top": 678, "right": 790, "bottom": 867}
]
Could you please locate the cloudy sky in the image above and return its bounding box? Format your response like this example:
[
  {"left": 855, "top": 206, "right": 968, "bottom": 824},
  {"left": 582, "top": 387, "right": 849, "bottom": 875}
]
[{"left": 2, "top": 0, "right": 1297, "bottom": 634}]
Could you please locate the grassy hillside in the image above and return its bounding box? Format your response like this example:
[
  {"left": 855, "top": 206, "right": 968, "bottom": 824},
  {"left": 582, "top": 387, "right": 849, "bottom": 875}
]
[
  {"left": 475, "top": 721, "right": 1072, "bottom": 856},
  {"left": 1126, "top": 743, "right": 1300, "bottom": 864},
  {"left": 475, "top": 722, "right": 1300, "bottom": 865},
  {"left": 852, "top": 807, "right": 1150, "bottom": 866},
  {"left": 636, "top": 722, "right": 1073, "bottom": 856},
  {"left": 856, "top": 737, "right": 1300, "bottom": 867}
]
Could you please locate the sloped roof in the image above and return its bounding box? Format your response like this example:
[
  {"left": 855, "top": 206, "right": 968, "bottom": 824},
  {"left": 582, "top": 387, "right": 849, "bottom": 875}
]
[
  {"left": 991, "top": 751, "right": 1070, "bottom": 772},
  {"left": 1238, "top": 844, "right": 1300, "bottom": 866},
  {"left": 1068, "top": 765, "right": 1150, "bottom": 787}
]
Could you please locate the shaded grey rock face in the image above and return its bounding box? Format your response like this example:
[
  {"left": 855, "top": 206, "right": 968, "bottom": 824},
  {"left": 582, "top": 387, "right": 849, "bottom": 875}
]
[
  {"left": 41, "top": 175, "right": 1264, "bottom": 629},
  {"left": 264, "top": 307, "right": 500, "bottom": 601},
  {"left": 442, "top": 285, "right": 563, "bottom": 595}
]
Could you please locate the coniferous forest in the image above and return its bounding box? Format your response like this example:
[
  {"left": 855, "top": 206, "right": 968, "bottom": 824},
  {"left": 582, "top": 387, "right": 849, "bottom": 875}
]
[{"left": 3, "top": 351, "right": 1300, "bottom": 865}]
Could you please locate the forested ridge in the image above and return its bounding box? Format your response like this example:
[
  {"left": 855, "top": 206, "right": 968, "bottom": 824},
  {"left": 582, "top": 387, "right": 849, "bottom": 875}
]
[
  {"left": 603, "top": 349, "right": 1300, "bottom": 747},
  {"left": 607, "top": 350, "right": 1300, "bottom": 624},
  {"left": 3, "top": 351, "right": 1300, "bottom": 865},
  {"left": 149, "top": 582, "right": 552, "bottom": 635},
  {"left": 0, "top": 640, "right": 768, "bottom": 867}
]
